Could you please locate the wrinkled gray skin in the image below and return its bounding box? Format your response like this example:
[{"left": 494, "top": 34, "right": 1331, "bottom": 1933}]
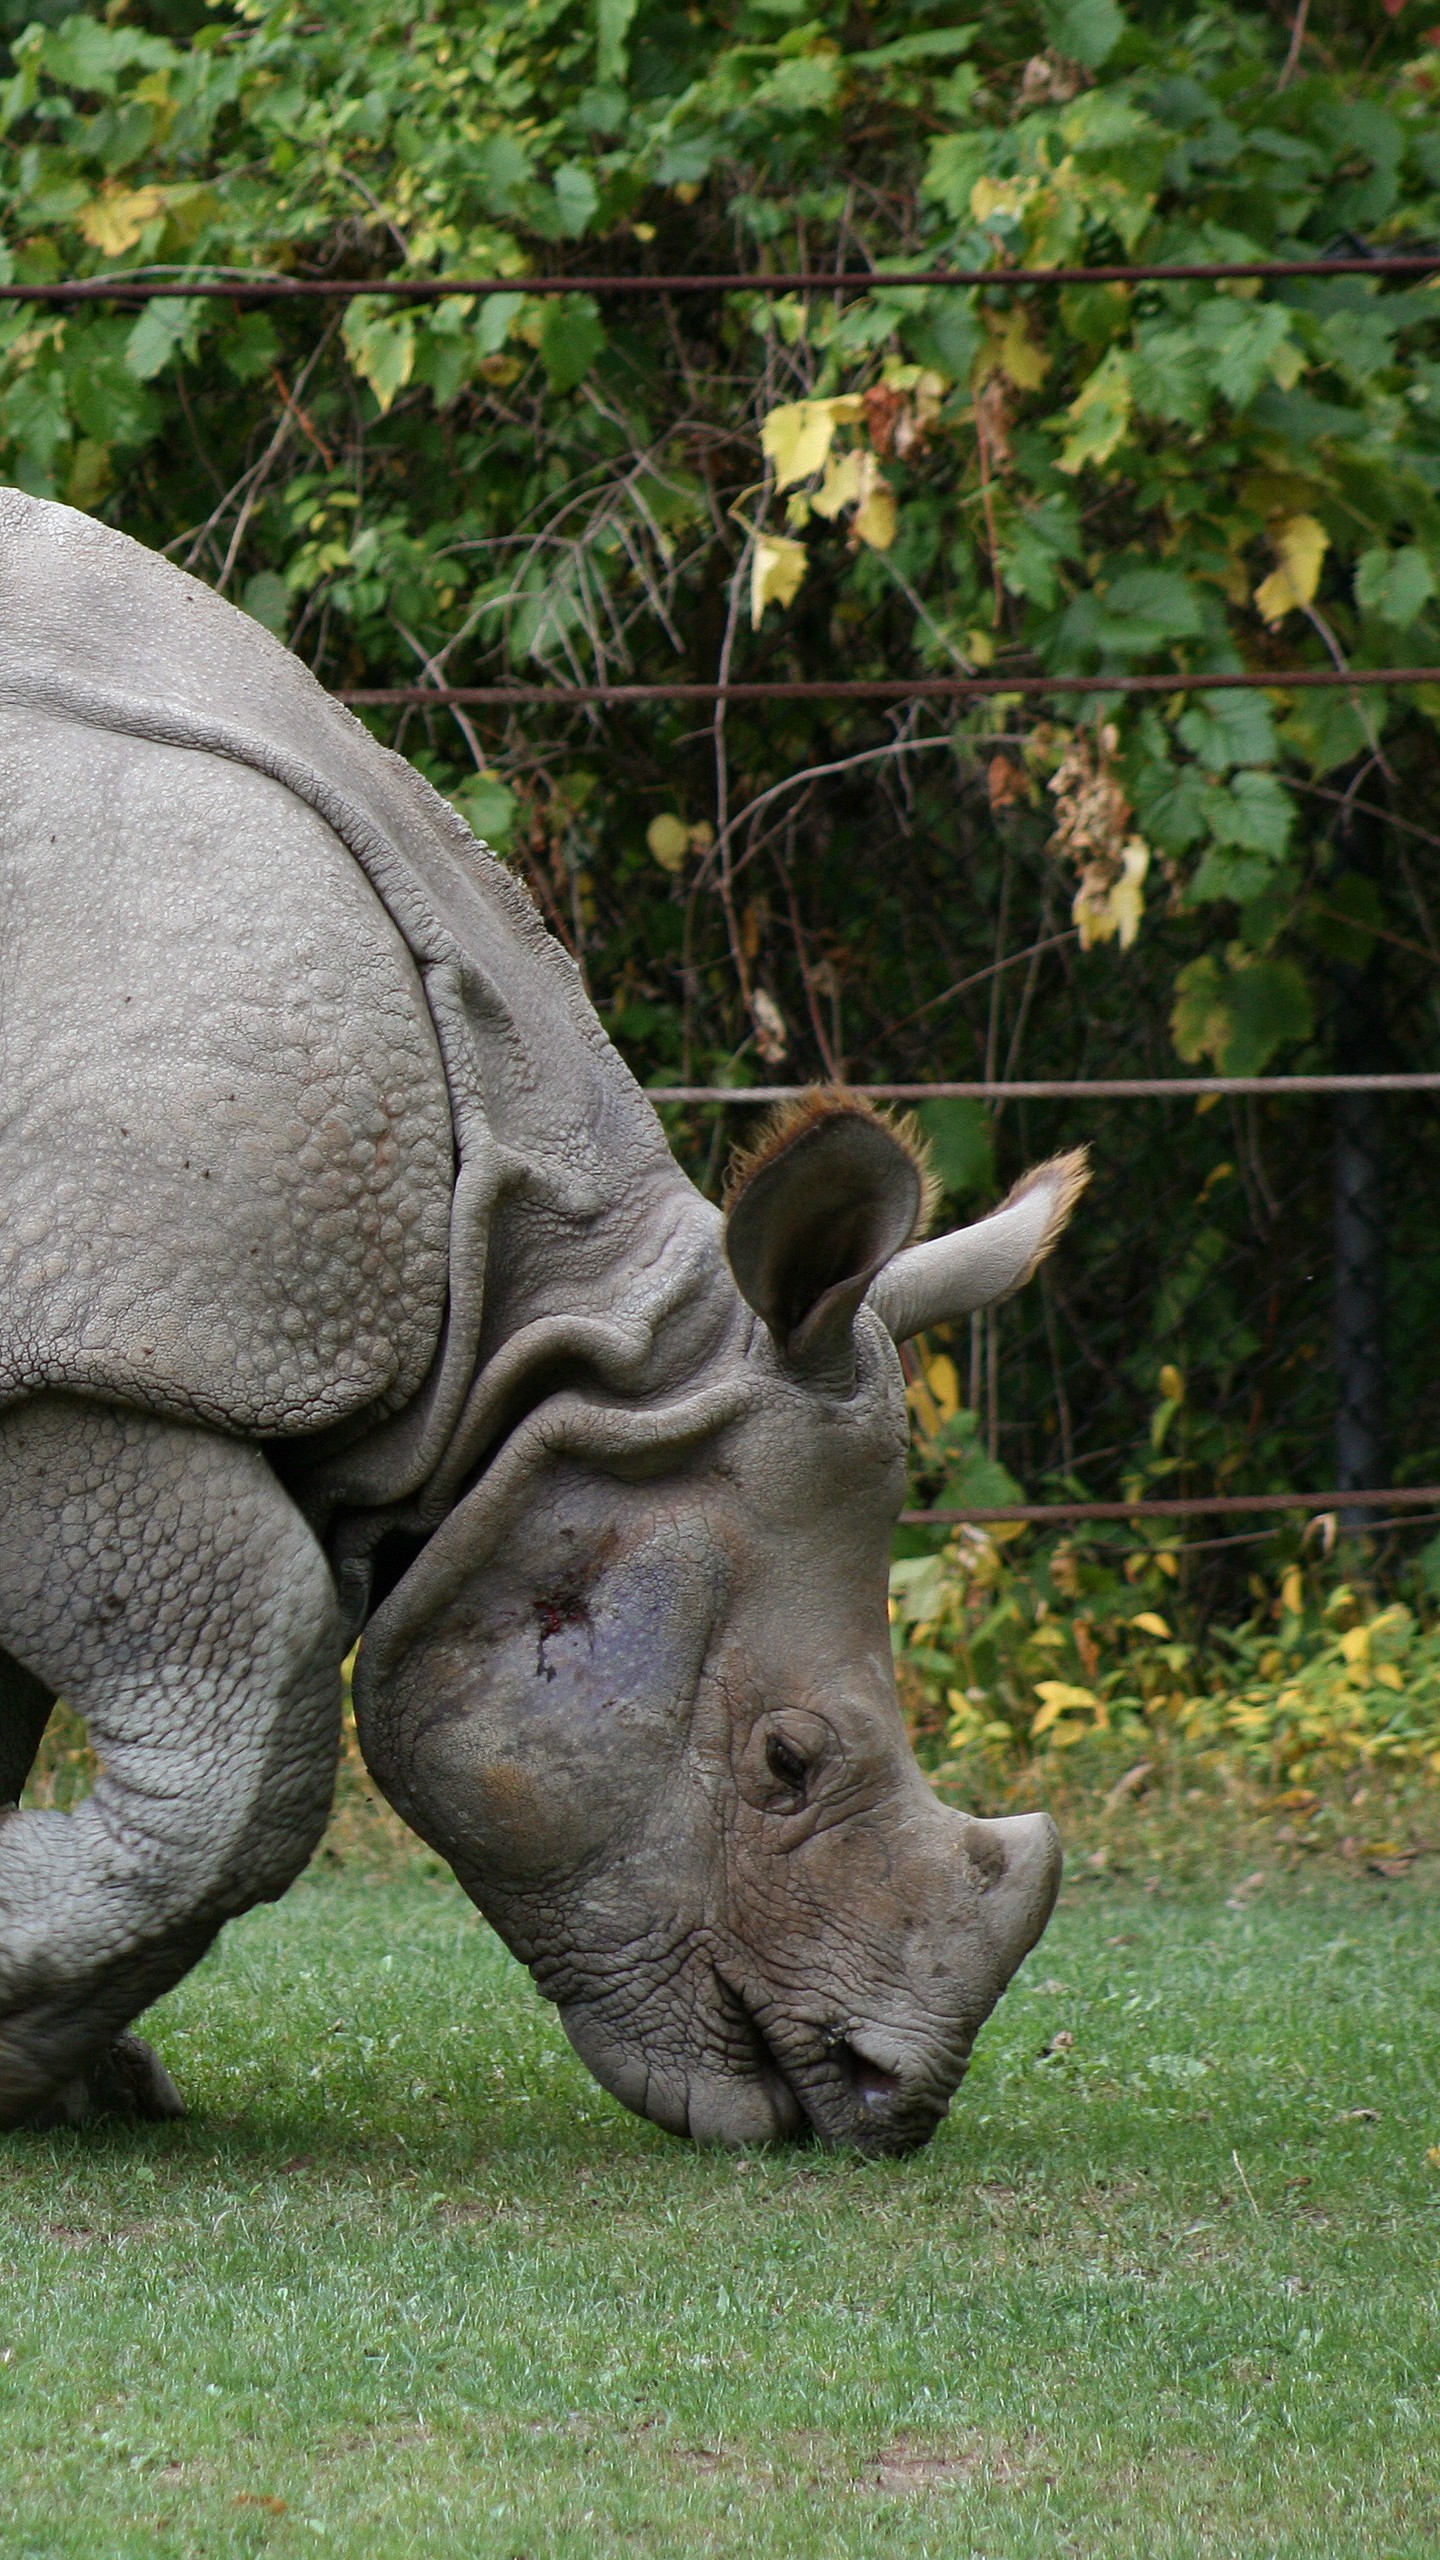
[{"left": 0, "top": 493, "right": 1070, "bottom": 2153}]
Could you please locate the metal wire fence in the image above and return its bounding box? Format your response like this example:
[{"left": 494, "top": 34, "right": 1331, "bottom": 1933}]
[
  {"left": 8, "top": 252, "right": 1440, "bottom": 301},
  {"left": 19, "top": 254, "right": 1440, "bottom": 1555}
]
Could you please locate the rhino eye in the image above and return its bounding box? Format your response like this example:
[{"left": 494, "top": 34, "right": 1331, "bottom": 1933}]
[{"left": 765, "top": 1735, "right": 810, "bottom": 1796}]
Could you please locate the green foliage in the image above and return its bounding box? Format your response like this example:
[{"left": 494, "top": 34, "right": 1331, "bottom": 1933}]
[
  {"left": 1184, "top": 1585, "right": 1440, "bottom": 1781},
  {"left": 3, "top": 0, "right": 1440, "bottom": 1514},
  {"left": 915, "top": 1094, "right": 994, "bottom": 1200},
  {"left": 1171, "top": 947, "right": 1314, "bottom": 1075},
  {"left": 891, "top": 1516, "right": 1440, "bottom": 1778},
  {"left": 1, "top": 0, "right": 1437, "bottom": 1041}
]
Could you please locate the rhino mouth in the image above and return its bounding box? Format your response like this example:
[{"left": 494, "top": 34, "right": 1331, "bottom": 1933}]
[
  {"left": 712, "top": 1971, "right": 812, "bottom": 2142},
  {"left": 715, "top": 1973, "right": 948, "bottom": 2156}
]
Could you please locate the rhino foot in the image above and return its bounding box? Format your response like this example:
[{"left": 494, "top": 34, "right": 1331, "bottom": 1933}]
[{"left": 19, "top": 2033, "right": 186, "bottom": 2131}]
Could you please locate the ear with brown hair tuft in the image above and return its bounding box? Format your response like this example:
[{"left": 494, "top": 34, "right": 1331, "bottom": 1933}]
[{"left": 723, "top": 1090, "right": 925, "bottom": 1382}]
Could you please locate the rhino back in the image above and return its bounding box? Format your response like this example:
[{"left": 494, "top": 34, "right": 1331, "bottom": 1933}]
[{"left": 0, "top": 705, "right": 453, "bottom": 1436}]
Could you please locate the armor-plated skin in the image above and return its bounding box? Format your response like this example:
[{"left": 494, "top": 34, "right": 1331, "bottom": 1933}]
[{"left": 0, "top": 495, "right": 1068, "bottom": 2150}]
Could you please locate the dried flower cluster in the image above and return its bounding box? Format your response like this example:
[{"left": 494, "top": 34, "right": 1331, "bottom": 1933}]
[{"left": 1046, "top": 725, "right": 1151, "bottom": 951}]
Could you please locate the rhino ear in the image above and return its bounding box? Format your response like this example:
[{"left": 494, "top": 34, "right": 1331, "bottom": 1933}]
[
  {"left": 867, "top": 1149, "right": 1089, "bottom": 1345},
  {"left": 724, "top": 1091, "right": 926, "bottom": 1378}
]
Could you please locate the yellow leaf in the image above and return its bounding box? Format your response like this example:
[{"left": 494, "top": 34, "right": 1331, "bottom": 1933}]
[
  {"left": 1032, "top": 1681, "right": 1100, "bottom": 1738},
  {"left": 1254, "top": 514, "right": 1328, "bottom": 625},
  {"left": 646, "top": 814, "right": 690, "bottom": 873},
  {"left": 810, "top": 448, "right": 865, "bottom": 520},
  {"left": 1427, "top": 2146, "right": 1440, "bottom": 2171},
  {"left": 1131, "top": 1613, "right": 1172, "bottom": 1639},
  {"left": 1111, "top": 838, "right": 1149, "bottom": 949},
  {"left": 77, "top": 185, "right": 164, "bottom": 256},
  {"left": 760, "top": 396, "right": 860, "bottom": 493},
  {"left": 990, "top": 308, "right": 1050, "bottom": 392},
  {"left": 906, "top": 1374, "right": 942, "bottom": 1438},
  {"left": 1340, "top": 1625, "right": 1370, "bottom": 1666},
  {"left": 1073, "top": 838, "right": 1149, "bottom": 950},
  {"left": 762, "top": 401, "right": 836, "bottom": 490},
  {"left": 1375, "top": 1664, "right": 1405, "bottom": 1693},
  {"left": 853, "top": 479, "right": 897, "bottom": 551},
  {"left": 750, "top": 531, "right": 808, "bottom": 627},
  {"left": 970, "top": 175, "right": 1036, "bottom": 226},
  {"left": 1281, "top": 1567, "right": 1304, "bottom": 1617},
  {"left": 1159, "top": 1364, "right": 1185, "bottom": 1403},
  {"left": 924, "top": 1353, "right": 960, "bottom": 1426}
]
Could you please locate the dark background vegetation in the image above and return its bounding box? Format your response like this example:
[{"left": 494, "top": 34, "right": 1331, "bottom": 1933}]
[{"left": 3, "top": 0, "right": 1440, "bottom": 1563}]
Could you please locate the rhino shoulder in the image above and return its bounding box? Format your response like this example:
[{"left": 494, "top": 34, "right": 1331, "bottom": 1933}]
[{"left": 0, "top": 707, "right": 454, "bottom": 1436}]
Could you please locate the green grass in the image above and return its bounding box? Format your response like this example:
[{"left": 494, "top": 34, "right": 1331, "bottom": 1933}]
[{"left": 5, "top": 1858, "right": 1440, "bottom": 2558}]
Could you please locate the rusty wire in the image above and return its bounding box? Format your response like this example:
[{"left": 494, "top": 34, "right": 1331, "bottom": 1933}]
[
  {"left": 647, "top": 1076, "right": 1440, "bottom": 1101},
  {"left": 23, "top": 241, "right": 1435, "bottom": 1540},
  {"left": 8, "top": 254, "right": 1440, "bottom": 303},
  {"left": 339, "top": 668, "right": 1440, "bottom": 708},
  {"left": 900, "top": 1488, "right": 1440, "bottom": 1525}
]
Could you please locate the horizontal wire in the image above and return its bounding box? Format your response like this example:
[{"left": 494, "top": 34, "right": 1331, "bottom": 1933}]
[
  {"left": 647, "top": 1077, "right": 1440, "bottom": 1101},
  {"left": 903, "top": 1511, "right": 1440, "bottom": 1558},
  {"left": 900, "top": 1487, "right": 1440, "bottom": 1525},
  {"left": 8, "top": 255, "right": 1440, "bottom": 303},
  {"left": 19, "top": 242, "right": 1426, "bottom": 1522},
  {"left": 339, "top": 668, "right": 1440, "bottom": 707}
]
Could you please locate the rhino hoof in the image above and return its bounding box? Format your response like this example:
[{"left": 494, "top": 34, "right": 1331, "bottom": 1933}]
[{"left": 24, "top": 2033, "right": 186, "bottom": 2130}]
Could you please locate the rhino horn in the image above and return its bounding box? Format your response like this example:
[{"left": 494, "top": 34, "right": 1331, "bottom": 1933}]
[
  {"left": 723, "top": 1091, "right": 926, "bottom": 1380},
  {"left": 867, "top": 1147, "right": 1090, "bottom": 1345}
]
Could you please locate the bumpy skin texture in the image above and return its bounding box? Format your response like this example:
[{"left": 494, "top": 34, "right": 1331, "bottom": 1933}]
[
  {"left": 0, "top": 711, "right": 452, "bottom": 1434},
  {"left": 0, "top": 493, "right": 1064, "bottom": 2143}
]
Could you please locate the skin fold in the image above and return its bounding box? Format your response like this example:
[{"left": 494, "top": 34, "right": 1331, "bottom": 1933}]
[{"left": 0, "top": 494, "right": 1074, "bottom": 2149}]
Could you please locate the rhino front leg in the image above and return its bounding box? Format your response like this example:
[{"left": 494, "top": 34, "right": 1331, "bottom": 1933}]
[{"left": 0, "top": 1394, "right": 342, "bottom": 2128}]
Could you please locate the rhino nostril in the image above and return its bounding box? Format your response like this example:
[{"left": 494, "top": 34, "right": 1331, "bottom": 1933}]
[{"left": 833, "top": 2038, "right": 902, "bottom": 2109}]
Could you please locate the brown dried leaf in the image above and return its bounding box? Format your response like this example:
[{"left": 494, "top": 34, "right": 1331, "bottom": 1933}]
[{"left": 987, "top": 754, "right": 1028, "bottom": 811}]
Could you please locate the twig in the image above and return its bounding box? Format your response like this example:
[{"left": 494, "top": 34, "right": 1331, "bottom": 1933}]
[
  {"left": 1309, "top": 901, "right": 1438, "bottom": 968},
  {"left": 338, "top": 167, "right": 412, "bottom": 264},
  {"left": 197, "top": 317, "right": 341, "bottom": 593},
  {"left": 1288, "top": 777, "right": 1440, "bottom": 864},
  {"left": 984, "top": 839, "right": 1013, "bottom": 1086},
  {"left": 1040, "top": 1264, "right": 1076, "bottom": 1475},
  {"left": 270, "top": 364, "right": 334, "bottom": 468},
  {"left": 711, "top": 525, "right": 753, "bottom": 1010},
  {"left": 721, "top": 735, "right": 963, "bottom": 892},
  {"left": 1297, "top": 601, "right": 1397, "bottom": 784},
  {"left": 1277, "top": 0, "right": 1310, "bottom": 91},
  {"left": 392, "top": 616, "right": 489, "bottom": 773},
  {"left": 974, "top": 383, "right": 1006, "bottom": 626},
  {"left": 773, "top": 838, "right": 839, "bottom": 1079},
  {"left": 875, "top": 931, "right": 1076, "bottom": 1046}
]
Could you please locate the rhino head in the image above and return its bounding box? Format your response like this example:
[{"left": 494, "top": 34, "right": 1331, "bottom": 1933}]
[{"left": 355, "top": 1098, "right": 1085, "bottom": 2154}]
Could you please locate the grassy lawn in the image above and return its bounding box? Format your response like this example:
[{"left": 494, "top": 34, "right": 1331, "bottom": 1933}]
[{"left": 4, "top": 1851, "right": 1440, "bottom": 2558}]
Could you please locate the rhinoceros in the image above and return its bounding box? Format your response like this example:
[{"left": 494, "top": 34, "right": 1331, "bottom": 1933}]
[{"left": 0, "top": 491, "right": 1083, "bottom": 2151}]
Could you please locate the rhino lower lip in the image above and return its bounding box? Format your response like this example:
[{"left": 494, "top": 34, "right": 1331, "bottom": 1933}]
[
  {"left": 714, "top": 1972, "right": 813, "bottom": 2139},
  {"left": 716, "top": 1977, "right": 932, "bottom": 2148}
]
